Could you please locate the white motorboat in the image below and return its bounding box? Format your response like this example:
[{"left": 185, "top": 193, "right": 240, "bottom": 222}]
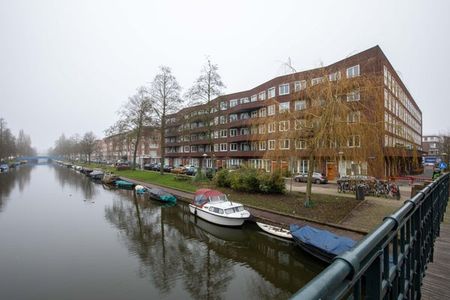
[
  {"left": 189, "top": 189, "right": 250, "bottom": 227},
  {"left": 256, "top": 222, "right": 293, "bottom": 240}
]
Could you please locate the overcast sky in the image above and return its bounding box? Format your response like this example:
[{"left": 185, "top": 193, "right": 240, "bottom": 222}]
[{"left": 1, "top": 0, "right": 449, "bottom": 153}]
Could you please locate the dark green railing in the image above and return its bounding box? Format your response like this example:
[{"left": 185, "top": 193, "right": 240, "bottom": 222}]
[{"left": 292, "top": 173, "right": 449, "bottom": 300}]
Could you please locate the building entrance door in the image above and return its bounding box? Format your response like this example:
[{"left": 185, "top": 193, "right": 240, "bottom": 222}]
[{"left": 326, "top": 162, "right": 337, "bottom": 180}]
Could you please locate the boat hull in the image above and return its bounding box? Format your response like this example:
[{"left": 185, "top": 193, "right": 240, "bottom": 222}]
[
  {"left": 189, "top": 204, "right": 247, "bottom": 227},
  {"left": 256, "top": 222, "right": 293, "bottom": 240}
]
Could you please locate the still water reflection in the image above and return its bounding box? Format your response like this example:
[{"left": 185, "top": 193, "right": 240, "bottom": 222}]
[{"left": 0, "top": 164, "right": 324, "bottom": 300}]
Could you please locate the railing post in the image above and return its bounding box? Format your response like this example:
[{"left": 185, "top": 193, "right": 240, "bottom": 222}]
[{"left": 365, "top": 253, "right": 382, "bottom": 300}]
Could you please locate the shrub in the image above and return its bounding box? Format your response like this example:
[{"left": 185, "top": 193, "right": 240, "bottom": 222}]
[
  {"left": 229, "top": 167, "right": 259, "bottom": 192},
  {"left": 193, "top": 170, "right": 209, "bottom": 182},
  {"left": 213, "top": 169, "right": 231, "bottom": 187},
  {"left": 258, "top": 171, "right": 286, "bottom": 194}
]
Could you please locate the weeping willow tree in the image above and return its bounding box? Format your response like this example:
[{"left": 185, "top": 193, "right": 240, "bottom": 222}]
[{"left": 257, "top": 66, "right": 388, "bottom": 207}]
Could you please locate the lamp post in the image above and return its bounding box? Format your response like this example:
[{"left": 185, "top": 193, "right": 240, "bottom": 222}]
[
  {"left": 202, "top": 153, "right": 207, "bottom": 174},
  {"left": 338, "top": 151, "right": 344, "bottom": 178},
  {"left": 442, "top": 153, "right": 448, "bottom": 170}
]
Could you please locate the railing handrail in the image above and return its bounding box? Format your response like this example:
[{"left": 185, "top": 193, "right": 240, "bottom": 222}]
[{"left": 291, "top": 173, "right": 449, "bottom": 300}]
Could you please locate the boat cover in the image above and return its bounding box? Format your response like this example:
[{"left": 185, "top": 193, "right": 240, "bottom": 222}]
[
  {"left": 290, "top": 225, "right": 356, "bottom": 256},
  {"left": 115, "top": 180, "right": 134, "bottom": 188},
  {"left": 194, "top": 189, "right": 224, "bottom": 206},
  {"left": 149, "top": 188, "right": 176, "bottom": 202}
]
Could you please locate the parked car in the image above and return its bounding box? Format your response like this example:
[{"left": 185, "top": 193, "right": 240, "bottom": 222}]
[
  {"left": 185, "top": 166, "right": 197, "bottom": 176},
  {"left": 172, "top": 166, "right": 187, "bottom": 174},
  {"left": 163, "top": 165, "right": 173, "bottom": 172},
  {"left": 116, "top": 162, "right": 130, "bottom": 171},
  {"left": 294, "top": 172, "right": 328, "bottom": 184},
  {"left": 144, "top": 163, "right": 157, "bottom": 170}
]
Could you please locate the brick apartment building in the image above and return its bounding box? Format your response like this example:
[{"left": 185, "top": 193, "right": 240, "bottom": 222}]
[
  {"left": 97, "top": 127, "right": 161, "bottom": 166},
  {"left": 162, "top": 46, "right": 422, "bottom": 179}
]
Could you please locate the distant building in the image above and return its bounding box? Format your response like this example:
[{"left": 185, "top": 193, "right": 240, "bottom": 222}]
[
  {"left": 422, "top": 135, "right": 444, "bottom": 165},
  {"left": 100, "top": 127, "right": 161, "bottom": 167}
]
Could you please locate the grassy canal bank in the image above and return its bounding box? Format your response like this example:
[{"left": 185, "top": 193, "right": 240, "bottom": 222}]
[{"left": 79, "top": 163, "right": 365, "bottom": 225}]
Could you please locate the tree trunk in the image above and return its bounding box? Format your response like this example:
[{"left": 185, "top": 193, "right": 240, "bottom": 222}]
[
  {"left": 160, "top": 116, "right": 166, "bottom": 175},
  {"left": 305, "top": 151, "right": 315, "bottom": 207}
]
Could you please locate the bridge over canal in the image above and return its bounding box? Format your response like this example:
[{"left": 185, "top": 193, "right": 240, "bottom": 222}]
[{"left": 291, "top": 173, "right": 449, "bottom": 300}]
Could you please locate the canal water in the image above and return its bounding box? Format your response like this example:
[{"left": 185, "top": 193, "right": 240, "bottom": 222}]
[{"left": 0, "top": 164, "right": 324, "bottom": 300}]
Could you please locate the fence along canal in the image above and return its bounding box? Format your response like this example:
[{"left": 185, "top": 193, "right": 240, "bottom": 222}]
[{"left": 291, "top": 173, "right": 449, "bottom": 300}]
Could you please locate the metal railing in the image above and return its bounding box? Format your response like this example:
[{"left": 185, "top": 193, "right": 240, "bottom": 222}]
[{"left": 292, "top": 173, "right": 449, "bottom": 300}]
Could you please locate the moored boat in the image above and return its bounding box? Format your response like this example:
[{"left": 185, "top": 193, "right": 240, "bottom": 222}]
[
  {"left": 88, "top": 170, "right": 104, "bottom": 181},
  {"left": 115, "top": 180, "right": 135, "bottom": 189},
  {"left": 189, "top": 189, "right": 250, "bottom": 227},
  {"left": 102, "top": 173, "right": 119, "bottom": 184},
  {"left": 290, "top": 224, "right": 356, "bottom": 263},
  {"left": 256, "top": 222, "right": 293, "bottom": 240},
  {"left": 147, "top": 188, "right": 176, "bottom": 203}
]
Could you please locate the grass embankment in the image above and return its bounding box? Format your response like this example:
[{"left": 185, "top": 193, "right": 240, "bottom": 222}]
[
  {"left": 79, "top": 163, "right": 358, "bottom": 224},
  {"left": 80, "top": 163, "right": 197, "bottom": 192}
]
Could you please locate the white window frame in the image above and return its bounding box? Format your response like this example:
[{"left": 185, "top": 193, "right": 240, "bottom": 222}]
[
  {"left": 268, "top": 87, "right": 276, "bottom": 98},
  {"left": 347, "top": 135, "right": 361, "bottom": 148},
  {"left": 268, "top": 122, "right": 276, "bottom": 133},
  {"left": 295, "top": 139, "right": 307, "bottom": 150},
  {"left": 279, "top": 139, "right": 290, "bottom": 150},
  {"left": 220, "top": 101, "right": 227, "bottom": 110},
  {"left": 229, "top": 99, "right": 238, "bottom": 107},
  {"left": 268, "top": 140, "right": 276, "bottom": 150},
  {"left": 250, "top": 94, "right": 257, "bottom": 102},
  {"left": 295, "top": 100, "right": 306, "bottom": 111},
  {"left": 259, "top": 141, "right": 267, "bottom": 151},
  {"left": 346, "top": 65, "right": 360, "bottom": 78},
  {"left": 258, "top": 124, "right": 266, "bottom": 134},
  {"left": 220, "top": 143, "right": 227, "bottom": 152},
  {"left": 259, "top": 107, "right": 267, "bottom": 117},
  {"left": 347, "top": 89, "right": 361, "bottom": 102},
  {"left": 229, "top": 128, "right": 237, "bottom": 137},
  {"left": 258, "top": 91, "right": 266, "bottom": 101},
  {"left": 230, "top": 143, "right": 238, "bottom": 151},
  {"left": 279, "top": 120, "right": 290, "bottom": 132},
  {"left": 311, "top": 77, "right": 323, "bottom": 86},
  {"left": 328, "top": 71, "right": 341, "bottom": 81},
  {"left": 268, "top": 104, "right": 276, "bottom": 116},
  {"left": 279, "top": 102, "right": 290, "bottom": 113},
  {"left": 279, "top": 83, "right": 290, "bottom": 95}
]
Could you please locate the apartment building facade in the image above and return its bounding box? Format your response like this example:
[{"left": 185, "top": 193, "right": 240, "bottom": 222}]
[
  {"left": 164, "top": 46, "right": 422, "bottom": 179},
  {"left": 98, "top": 127, "right": 161, "bottom": 166}
]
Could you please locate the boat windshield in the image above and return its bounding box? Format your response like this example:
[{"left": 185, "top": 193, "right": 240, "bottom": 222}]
[
  {"left": 224, "top": 206, "right": 244, "bottom": 214},
  {"left": 208, "top": 194, "right": 228, "bottom": 203}
]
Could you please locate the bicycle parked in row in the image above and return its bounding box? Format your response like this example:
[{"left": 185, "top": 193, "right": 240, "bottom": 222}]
[{"left": 337, "top": 176, "right": 401, "bottom": 200}]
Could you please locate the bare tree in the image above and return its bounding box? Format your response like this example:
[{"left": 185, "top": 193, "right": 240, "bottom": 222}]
[
  {"left": 185, "top": 59, "right": 225, "bottom": 170},
  {"left": 148, "top": 66, "right": 182, "bottom": 174},
  {"left": 81, "top": 132, "right": 97, "bottom": 164},
  {"left": 107, "top": 87, "right": 153, "bottom": 169}
]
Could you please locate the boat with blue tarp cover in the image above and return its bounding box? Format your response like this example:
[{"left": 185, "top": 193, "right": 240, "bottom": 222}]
[
  {"left": 147, "top": 188, "right": 177, "bottom": 203},
  {"left": 115, "top": 180, "right": 136, "bottom": 189},
  {"left": 290, "top": 224, "right": 356, "bottom": 263}
]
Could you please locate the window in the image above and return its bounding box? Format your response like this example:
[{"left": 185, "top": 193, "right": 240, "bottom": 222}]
[
  {"left": 268, "top": 87, "right": 276, "bottom": 98},
  {"left": 219, "top": 115, "right": 227, "bottom": 124},
  {"left": 240, "top": 97, "right": 249, "bottom": 104},
  {"left": 279, "top": 84, "right": 290, "bottom": 95},
  {"left": 240, "top": 112, "right": 250, "bottom": 120},
  {"left": 295, "top": 100, "right": 307, "bottom": 111},
  {"left": 268, "top": 140, "right": 276, "bottom": 150},
  {"left": 279, "top": 102, "right": 290, "bottom": 113},
  {"left": 328, "top": 71, "right": 341, "bottom": 81},
  {"left": 312, "top": 98, "right": 325, "bottom": 107},
  {"left": 258, "top": 124, "right": 266, "bottom": 134},
  {"left": 258, "top": 91, "right": 266, "bottom": 101},
  {"left": 191, "top": 146, "right": 198, "bottom": 152},
  {"left": 220, "top": 101, "right": 227, "bottom": 110},
  {"left": 347, "top": 111, "right": 361, "bottom": 123},
  {"left": 220, "top": 143, "right": 227, "bottom": 151},
  {"left": 229, "top": 114, "right": 238, "bottom": 122},
  {"left": 251, "top": 94, "right": 257, "bottom": 102},
  {"left": 279, "top": 120, "right": 290, "bottom": 131},
  {"left": 259, "top": 141, "right": 267, "bottom": 150},
  {"left": 220, "top": 129, "right": 227, "bottom": 138},
  {"left": 259, "top": 107, "right": 267, "bottom": 117},
  {"left": 229, "top": 99, "right": 238, "bottom": 107},
  {"left": 295, "top": 119, "right": 306, "bottom": 130},
  {"left": 229, "top": 128, "right": 237, "bottom": 137},
  {"left": 184, "top": 146, "right": 190, "bottom": 152},
  {"left": 347, "top": 89, "right": 360, "bottom": 101},
  {"left": 311, "top": 77, "right": 323, "bottom": 86},
  {"left": 346, "top": 65, "right": 360, "bottom": 78},
  {"left": 251, "top": 110, "right": 258, "bottom": 118},
  {"left": 295, "top": 139, "right": 307, "bottom": 149},
  {"left": 268, "top": 122, "right": 276, "bottom": 133},
  {"left": 294, "top": 80, "right": 307, "bottom": 92},
  {"left": 347, "top": 135, "right": 361, "bottom": 148},
  {"left": 268, "top": 104, "right": 276, "bottom": 116},
  {"left": 240, "top": 128, "right": 249, "bottom": 135},
  {"left": 230, "top": 143, "right": 238, "bottom": 151},
  {"left": 279, "top": 139, "right": 290, "bottom": 150}
]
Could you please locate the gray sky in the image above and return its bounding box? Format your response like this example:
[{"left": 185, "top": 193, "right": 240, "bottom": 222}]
[{"left": 1, "top": 0, "right": 449, "bottom": 153}]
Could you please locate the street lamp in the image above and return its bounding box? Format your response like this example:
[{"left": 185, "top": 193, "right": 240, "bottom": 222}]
[
  {"left": 338, "top": 151, "right": 344, "bottom": 178},
  {"left": 202, "top": 153, "right": 207, "bottom": 172}
]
